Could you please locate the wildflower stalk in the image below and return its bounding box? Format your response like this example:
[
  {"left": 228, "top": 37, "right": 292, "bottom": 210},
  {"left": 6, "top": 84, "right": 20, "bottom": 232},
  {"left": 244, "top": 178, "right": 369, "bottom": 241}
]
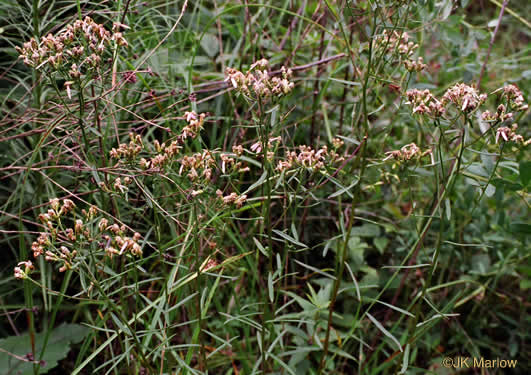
[
  {"left": 22, "top": 262, "right": 37, "bottom": 375},
  {"left": 91, "top": 84, "right": 108, "bottom": 168},
  {"left": 318, "top": 5, "right": 375, "bottom": 371},
  {"left": 447, "top": 121, "right": 468, "bottom": 198},
  {"left": 31, "top": 0, "right": 41, "bottom": 108},
  {"left": 186, "top": 203, "right": 206, "bottom": 371},
  {"left": 75, "top": 0, "right": 82, "bottom": 20},
  {"left": 25, "top": 9, "right": 43, "bottom": 363},
  {"left": 472, "top": 142, "right": 505, "bottom": 215},
  {"left": 477, "top": 0, "right": 509, "bottom": 89},
  {"left": 77, "top": 85, "right": 92, "bottom": 159},
  {"left": 397, "top": 122, "right": 468, "bottom": 371},
  {"left": 35, "top": 270, "right": 73, "bottom": 373},
  {"left": 257, "top": 97, "right": 274, "bottom": 373},
  {"left": 77, "top": 257, "right": 155, "bottom": 373},
  {"left": 21, "top": 0, "right": 43, "bottom": 349}
]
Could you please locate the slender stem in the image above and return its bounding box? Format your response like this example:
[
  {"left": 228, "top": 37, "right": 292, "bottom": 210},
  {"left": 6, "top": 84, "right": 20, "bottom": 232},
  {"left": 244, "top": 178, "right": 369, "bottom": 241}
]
[
  {"left": 398, "top": 123, "right": 468, "bottom": 371},
  {"left": 477, "top": 0, "right": 509, "bottom": 89},
  {"left": 32, "top": 0, "right": 41, "bottom": 108},
  {"left": 257, "top": 97, "right": 273, "bottom": 373},
  {"left": 319, "top": 6, "right": 376, "bottom": 369},
  {"left": 35, "top": 270, "right": 73, "bottom": 372}
]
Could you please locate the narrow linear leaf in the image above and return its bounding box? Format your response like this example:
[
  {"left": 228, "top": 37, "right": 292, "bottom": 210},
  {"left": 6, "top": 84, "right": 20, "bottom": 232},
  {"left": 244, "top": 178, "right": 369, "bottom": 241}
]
[
  {"left": 272, "top": 229, "right": 308, "bottom": 249},
  {"left": 399, "top": 343, "right": 410, "bottom": 374},
  {"left": 367, "top": 312, "right": 403, "bottom": 352},
  {"left": 244, "top": 170, "right": 268, "bottom": 194},
  {"left": 268, "top": 272, "right": 274, "bottom": 303},
  {"left": 365, "top": 299, "right": 414, "bottom": 317}
]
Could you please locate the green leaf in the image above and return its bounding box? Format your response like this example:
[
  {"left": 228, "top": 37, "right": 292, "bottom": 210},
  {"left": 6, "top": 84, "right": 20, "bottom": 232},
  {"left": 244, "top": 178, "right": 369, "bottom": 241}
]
[
  {"left": 487, "top": 18, "right": 499, "bottom": 28},
  {"left": 470, "top": 254, "right": 491, "bottom": 274},
  {"left": 244, "top": 170, "right": 268, "bottom": 194},
  {"left": 350, "top": 223, "right": 381, "bottom": 237},
  {"left": 445, "top": 198, "right": 451, "bottom": 221},
  {"left": 509, "top": 337, "right": 519, "bottom": 357},
  {"left": 268, "top": 272, "right": 274, "bottom": 303},
  {"left": 200, "top": 33, "right": 219, "bottom": 58},
  {"left": 519, "top": 161, "right": 531, "bottom": 187},
  {"left": 0, "top": 323, "right": 89, "bottom": 375},
  {"left": 399, "top": 343, "right": 410, "bottom": 374},
  {"left": 253, "top": 237, "right": 268, "bottom": 257},
  {"left": 367, "top": 313, "right": 402, "bottom": 352},
  {"left": 519, "top": 279, "right": 531, "bottom": 290},
  {"left": 509, "top": 222, "right": 531, "bottom": 235},
  {"left": 491, "top": 178, "right": 522, "bottom": 192},
  {"left": 484, "top": 183, "right": 496, "bottom": 198},
  {"left": 272, "top": 229, "right": 308, "bottom": 249},
  {"left": 359, "top": 266, "right": 379, "bottom": 287},
  {"left": 328, "top": 179, "right": 358, "bottom": 198},
  {"left": 440, "top": 0, "right": 453, "bottom": 21},
  {"left": 348, "top": 236, "right": 368, "bottom": 267},
  {"left": 374, "top": 238, "right": 388, "bottom": 254},
  {"left": 480, "top": 153, "right": 495, "bottom": 174}
]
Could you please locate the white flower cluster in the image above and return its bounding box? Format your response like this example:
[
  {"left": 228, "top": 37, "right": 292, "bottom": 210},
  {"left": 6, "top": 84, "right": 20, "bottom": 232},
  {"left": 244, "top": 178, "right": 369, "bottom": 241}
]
[
  {"left": 276, "top": 145, "right": 344, "bottom": 172},
  {"left": 441, "top": 83, "right": 487, "bottom": 113},
  {"left": 17, "top": 17, "right": 127, "bottom": 72},
  {"left": 495, "top": 124, "right": 530, "bottom": 145},
  {"left": 383, "top": 143, "right": 432, "bottom": 163},
  {"left": 405, "top": 83, "right": 489, "bottom": 118},
  {"left": 225, "top": 59, "right": 294, "bottom": 100},
  {"left": 376, "top": 30, "right": 418, "bottom": 56},
  {"left": 404, "top": 89, "right": 445, "bottom": 117},
  {"left": 16, "top": 198, "right": 143, "bottom": 281}
]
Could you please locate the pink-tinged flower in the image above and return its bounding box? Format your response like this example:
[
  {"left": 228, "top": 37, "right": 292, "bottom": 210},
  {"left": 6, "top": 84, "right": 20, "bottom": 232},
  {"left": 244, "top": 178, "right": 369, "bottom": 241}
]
[
  {"left": 383, "top": 143, "right": 432, "bottom": 163},
  {"left": 495, "top": 124, "right": 528, "bottom": 145},
  {"left": 250, "top": 142, "right": 262, "bottom": 153},
  {"left": 64, "top": 81, "right": 74, "bottom": 99},
  {"left": 14, "top": 260, "right": 34, "bottom": 280},
  {"left": 441, "top": 83, "right": 487, "bottom": 113}
]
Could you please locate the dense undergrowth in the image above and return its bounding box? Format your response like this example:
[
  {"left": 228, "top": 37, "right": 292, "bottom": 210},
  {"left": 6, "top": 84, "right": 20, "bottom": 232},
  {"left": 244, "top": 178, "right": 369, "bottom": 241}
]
[{"left": 0, "top": 1, "right": 529, "bottom": 374}]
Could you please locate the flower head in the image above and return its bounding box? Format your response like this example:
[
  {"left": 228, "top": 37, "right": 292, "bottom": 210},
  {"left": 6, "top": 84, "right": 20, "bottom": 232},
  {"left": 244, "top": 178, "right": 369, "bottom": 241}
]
[
  {"left": 442, "top": 83, "right": 487, "bottom": 113},
  {"left": 404, "top": 89, "right": 445, "bottom": 118},
  {"left": 225, "top": 59, "right": 294, "bottom": 100}
]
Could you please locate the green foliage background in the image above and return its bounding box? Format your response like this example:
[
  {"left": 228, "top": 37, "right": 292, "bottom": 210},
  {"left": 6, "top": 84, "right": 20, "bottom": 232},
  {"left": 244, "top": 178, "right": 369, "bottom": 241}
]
[{"left": 0, "top": 0, "right": 529, "bottom": 374}]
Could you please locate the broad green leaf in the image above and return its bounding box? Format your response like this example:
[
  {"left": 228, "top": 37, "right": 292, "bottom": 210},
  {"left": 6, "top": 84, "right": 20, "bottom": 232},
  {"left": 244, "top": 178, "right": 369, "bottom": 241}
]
[
  {"left": 200, "top": 33, "right": 219, "bottom": 58},
  {"left": 374, "top": 238, "right": 388, "bottom": 254},
  {"left": 348, "top": 236, "right": 368, "bottom": 267},
  {"left": 484, "top": 183, "right": 496, "bottom": 197},
  {"left": 519, "top": 279, "right": 531, "bottom": 290},
  {"left": 492, "top": 178, "right": 522, "bottom": 192},
  {"left": 350, "top": 223, "right": 381, "bottom": 238},
  {"left": 0, "top": 323, "right": 89, "bottom": 375},
  {"left": 519, "top": 161, "right": 531, "bottom": 187},
  {"left": 509, "top": 222, "right": 531, "bottom": 235},
  {"left": 471, "top": 254, "right": 491, "bottom": 274}
]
